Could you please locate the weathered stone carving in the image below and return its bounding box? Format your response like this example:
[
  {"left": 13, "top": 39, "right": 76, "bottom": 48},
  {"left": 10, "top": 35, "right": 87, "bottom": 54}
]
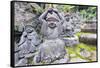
[
  {"left": 15, "top": 25, "right": 41, "bottom": 66},
  {"left": 62, "top": 12, "right": 81, "bottom": 37},
  {"left": 61, "top": 12, "right": 81, "bottom": 47},
  {"left": 37, "top": 8, "right": 69, "bottom": 64},
  {"left": 62, "top": 13, "right": 74, "bottom": 37},
  {"left": 71, "top": 12, "right": 81, "bottom": 33}
]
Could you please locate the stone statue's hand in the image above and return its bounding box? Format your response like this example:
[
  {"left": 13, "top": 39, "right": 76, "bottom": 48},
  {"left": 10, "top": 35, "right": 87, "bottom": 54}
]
[
  {"left": 48, "top": 8, "right": 53, "bottom": 13},
  {"left": 22, "top": 31, "right": 27, "bottom": 37},
  {"left": 52, "top": 8, "right": 58, "bottom": 13}
]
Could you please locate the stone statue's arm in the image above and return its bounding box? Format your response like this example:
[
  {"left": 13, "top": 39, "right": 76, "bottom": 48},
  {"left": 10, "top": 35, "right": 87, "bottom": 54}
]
[
  {"left": 39, "top": 10, "right": 50, "bottom": 23},
  {"left": 39, "top": 8, "right": 53, "bottom": 36},
  {"left": 53, "top": 9, "right": 64, "bottom": 24}
]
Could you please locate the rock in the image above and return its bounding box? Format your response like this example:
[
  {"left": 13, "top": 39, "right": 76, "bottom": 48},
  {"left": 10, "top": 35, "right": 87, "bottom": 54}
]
[
  {"left": 88, "top": 51, "right": 96, "bottom": 61},
  {"left": 14, "top": 2, "right": 42, "bottom": 32},
  {"left": 81, "top": 23, "right": 97, "bottom": 33},
  {"left": 38, "top": 38, "right": 66, "bottom": 63},
  {"left": 15, "top": 58, "right": 28, "bottom": 66},
  {"left": 80, "top": 49, "right": 91, "bottom": 58},
  {"left": 14, "top": 42, "right": 19, "bottom": 52},
  {"left": 79, "top": 34, "right": 97, "bottom": 45},
  {"left": 15, "top": 52, "right": 19, "bottom": 65},
  {"left": 24, "top": 53, "right": 35, "bottom": 58},
  {"left": 33, "top": 53, "right": 41, "bottom": 64},
  {"left": 52, "top": 55, "right": 69, "bottom": 64},
  {"left": 15, "top": 2, "right": 35, "bottom": 32},
  {"left": 63, "top": 35, "right": 79, "bottom": 46}
]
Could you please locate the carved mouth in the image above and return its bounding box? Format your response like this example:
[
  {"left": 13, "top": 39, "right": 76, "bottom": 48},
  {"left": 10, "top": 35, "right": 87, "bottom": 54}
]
[{"left": 48, "top": 23, "right": 56, "bottom": 29}]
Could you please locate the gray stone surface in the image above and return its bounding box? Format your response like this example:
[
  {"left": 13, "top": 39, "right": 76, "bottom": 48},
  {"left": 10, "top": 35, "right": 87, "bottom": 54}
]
[
  {"left": 80, "top": 49, "right": 91, "bottom": 58},
  {"left": 15, "top": 52, "right": 19, "bottom": 65},
  {"left": 81, "top": 23, "right": 97, "bottom": 33},
  {"left": 62, "top": 12, "right": 82, "bottom": 37},
  {"left": 79, "top": 34, "right": 97, "bottom": 45},
  {"left": 15, "top": 58, "right": 28, "bottom": 66},
  {"left": 14, "top": 2, "right": 42, "bottom": 32},
  {"left": 38, "top": 39, "right": 66, "bottom": 63},
  {"left": 71, "top": 12, "right": 82, "bottom": 33},
  {"left": 18, "top": 26, "right": 40, "bottom": 58},
  {"left": 15, "top": 26, "right": 41, "bottom": 65},
  {"left": 63, "top": 36, "right": 79, "bottom": 46}
]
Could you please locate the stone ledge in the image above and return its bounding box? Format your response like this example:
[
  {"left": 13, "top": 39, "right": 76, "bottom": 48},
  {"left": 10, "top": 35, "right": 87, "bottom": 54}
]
[{"left": 63, "top": 36, "right": 79, "bottom": 46}]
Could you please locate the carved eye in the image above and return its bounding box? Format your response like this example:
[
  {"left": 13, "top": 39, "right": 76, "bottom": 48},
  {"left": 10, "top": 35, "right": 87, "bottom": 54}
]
[
  {"left": 24, "top": 35, "right": 27, "bottom": 38},
  {"left": 71, "top": 17, "right": 73, "bottom": 19},
  {"left": 29, "top": 39, "right": 32, "bottom": 41}
]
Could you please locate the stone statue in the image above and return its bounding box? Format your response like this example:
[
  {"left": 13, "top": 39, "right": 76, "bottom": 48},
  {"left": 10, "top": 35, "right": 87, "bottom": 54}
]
[
  {"left": 16, "top": 25, "right": 41, "bottom": 66},
  {"left": 62, "top": 12, "right": 81, "bottom": 37},
  {"left": 62, "top": 13, "right": 74, "bottom": 37},
  {"left": 62, "top": 12, "right": 80, "bottom": 46},
  {"left": 70, "top": 12, "right": 81, "bottom": 33},
  {"left": 34, "top": 8, "right": 69, "bottom": 64}
]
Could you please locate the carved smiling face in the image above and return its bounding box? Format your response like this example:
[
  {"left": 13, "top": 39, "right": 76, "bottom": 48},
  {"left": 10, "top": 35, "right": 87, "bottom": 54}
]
[
  {"left": 46, "top": 17, "right": 59, "bottom": 29},
  {"left": 65, "top": 14, "right": 71, "bottom": 22},
  {"left": 25, "top": 25, "right": 34, "bottom": 33},
  {"left": 47, "top": 21, "right": 57, "bottom": 29}
]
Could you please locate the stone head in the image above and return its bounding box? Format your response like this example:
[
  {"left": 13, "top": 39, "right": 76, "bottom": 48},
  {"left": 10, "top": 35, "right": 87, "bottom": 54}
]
[
  {"left": 64, "top": 13, "right": 71, "bottom": 22},
  {"left": 24, "top": 25, "right": 34, "bottom": 33},
  {"left": 46, "top": 12, "right": 60, "bottom": 29}
]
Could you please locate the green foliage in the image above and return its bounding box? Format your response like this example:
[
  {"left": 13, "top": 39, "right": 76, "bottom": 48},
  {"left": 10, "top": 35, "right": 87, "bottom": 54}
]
[
  {"left": 56, "top": 4, "right": 97, "bottom": 21},
  {"left": 80, "top": 7, "right": 97, "bottom": 21},
  {"left": 31, "top": 4, "right": 44, "bottom": 15},
  {"left": 56, "top": 5, "right": 76, "bottom": 12}
]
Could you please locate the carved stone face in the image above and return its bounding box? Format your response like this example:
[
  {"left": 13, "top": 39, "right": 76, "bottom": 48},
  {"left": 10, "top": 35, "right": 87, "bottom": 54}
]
[
  {"left": 47, "top": 21, "right": 57, "bottom": 29},
  {"left": 25, "top": 25, "right": 34, "bottom": 33},
  {"left": 65, "top": 15, "right": 71, "bottom": 22}
]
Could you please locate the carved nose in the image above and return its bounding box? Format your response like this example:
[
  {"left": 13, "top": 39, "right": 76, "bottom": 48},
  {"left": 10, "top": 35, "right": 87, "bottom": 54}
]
[{"left": 50, "top": 23, "right": 54, "bottom": 25}]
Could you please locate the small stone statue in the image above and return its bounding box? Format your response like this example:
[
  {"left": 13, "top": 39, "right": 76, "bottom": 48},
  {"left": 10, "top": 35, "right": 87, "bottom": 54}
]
[
  {"left": 16, "top": 25, "right": 41, "bottom": 65},
  {"left": 62, "top": 12, "right": 80, "bottom": 46},
  {"left": 62, "top": 12, "right": 81, "bottom": 37},
  {"left": 71, "top": 12, "right": 81, "bottom": 33},
  {"left": 62, "top": 13, "right": 74, "bottom": 37}
]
